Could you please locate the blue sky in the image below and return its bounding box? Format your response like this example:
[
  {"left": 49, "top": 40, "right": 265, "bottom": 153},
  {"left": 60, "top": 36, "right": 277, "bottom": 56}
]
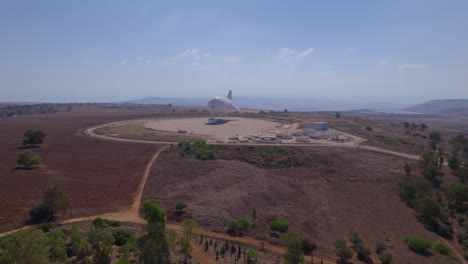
[{"left": 1, "top": 0, "right": 467, "bottom": 103}]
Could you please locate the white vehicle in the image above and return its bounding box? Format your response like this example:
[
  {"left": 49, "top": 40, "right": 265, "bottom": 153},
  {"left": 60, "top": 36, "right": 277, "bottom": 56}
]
[{"left": 208, "top": 90, "right": 240, "bottom": 118}]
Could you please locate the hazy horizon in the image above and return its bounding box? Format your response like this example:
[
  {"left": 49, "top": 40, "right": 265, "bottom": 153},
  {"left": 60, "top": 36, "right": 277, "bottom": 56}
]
[{"left": 1, "top": 0, "right": 468, "bottom": 103}]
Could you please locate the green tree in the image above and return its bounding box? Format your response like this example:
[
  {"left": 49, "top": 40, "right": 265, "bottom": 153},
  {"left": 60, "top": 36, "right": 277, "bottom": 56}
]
[
  {"left": 246, "top": 248, "right": 259, "bottom": 264},
  {"left": 227, "top": 219, "right": 251, "bottom": 236},
  {"left": 442, "top": 183, "right": 468, "bottom": 208},
  {"left": 398, "top": 176, "right": 431, "bottom": 202},
  {"left": 17, "top": 151, "right": 43, "bottom": 168},
  {"left": 334, "top": 240, "right": 353, "bottom": 263},
  {"left": 141, "top": 199, "right": 167, "bottom": 226},
  {"left": 0, "top": 229, "right": 48, "bottom": 264},
  {"left": 179, "top": 237, "right": 193, "bottom": 262},
  {"left": 284, "top": 232, "right": 305, "bottom": 264},
  {"left": 269, "top": 216, "right": 289, "bottom": 233},
  {"left": 46, "top": 229, "right": 67, "bottom": 262},
  {"left": 252, "top": 208, "right": 258, "bottom": 221},
  {"left": 112, "top": 228, "right": 136, "bottom": 246},
  {"left": 181, "top": 219, "right": 199, "bottom": 240},
  {"left": 175, "top": 202, "right": 187, "bottom": 213},
  {"left": 429, "top": 131, "right": 442, "bottom": 151},
  {"left": 29, "top": 184, "right": 71, "bottom": 223},
  {"left": 301, "top": 238, "right": 316, "bottom": 256},
  {"left": 335, "top": 112, "right": 341, "bottom": 118},
  {"left": 22, "top": 129, "right": 46, "bottom": 146},
  {"left": 454, "top": 167, "right": 468, "bottom": 184},
  {"left": 116, "top": 259, "right": 132, "bottom": 264},
  {"left": 405, "top": 236, "right": 430, "bottom": 253},
  {"left": 448, "top": 156, "right": 460, "bottom": 171},
  {"left": 404, "top": 121, "right": 410, "bottom": 128},
  {"left": 404, "top": 162, "right": 412, "bottom": 175},
  {"left": 87, "top": 228, "right": 115, "bottom": 246},
  {"left": 420, "top": 123, "right": 428, "bottom": 131},
  {"left": 412, "top": 193, "right": 443, "bottom": 227},
  {"left": 117, "top": 235, "right": 139, "bottom": 258},
  {"left": 419, "top": 151, "right": 441, "bottom": 184},
  {"left": 139, "top": 238, "right": 170, "bottom": 264},
  {"left": 92, "top": 242, "right": 112, "bottom": 264}
]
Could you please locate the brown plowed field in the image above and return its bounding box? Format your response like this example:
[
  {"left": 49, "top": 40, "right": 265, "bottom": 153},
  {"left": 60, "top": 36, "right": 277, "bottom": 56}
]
[
  {"left": 143, "top": 146, "right": 459, "bottom": 264},
  {"left": 0, "top": 110, "right": 166, "bottom": 232}
]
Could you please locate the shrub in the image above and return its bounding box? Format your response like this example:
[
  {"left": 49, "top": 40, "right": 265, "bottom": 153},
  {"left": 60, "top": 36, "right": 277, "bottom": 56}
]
[
  {"left": 227, "top": 219, "right": 251, "bottom": 236},
  {"left": 378, "top": 251, "right": 393, "bottom": 264},
  {"left": 269, "top": 217, "right": 289, "bottom": 233},
  {"left": 175, "top": 202, "right": 187, "bottom": 212},
  {"left": 246, "top": 248, "right": 259, "bottom": 262},
  {"left": 92, "top": 218, "right": 121, "bottom": 229},
  {"left": 365, "top": 126, "right": 373, "bottom": 131},
  {"left": 405, "top": 236, "right": 430, "bottom": 253},
  {"left": 432, "top": 241, "right": 451, "bottom": 255},
  {"left": 116, "top": 259, "right": 132, "bottom": 264},
  {"left": 37, "top": 223, "right": 56, "bottom": 232},
  {"left": 87, "top": 228, "right": 115, "bottom": 246},
  {"left": 112, "top": 228, "right": 136, "bottom": 246},
  {"left": 376, "top": 240, "right": 387, "bottom": 254}
]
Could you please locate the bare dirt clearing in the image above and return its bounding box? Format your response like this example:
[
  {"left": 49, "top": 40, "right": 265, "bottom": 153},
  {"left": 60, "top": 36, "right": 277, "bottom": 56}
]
[{"left": 144, "top": 117, "right": 279, "bottom": 139}]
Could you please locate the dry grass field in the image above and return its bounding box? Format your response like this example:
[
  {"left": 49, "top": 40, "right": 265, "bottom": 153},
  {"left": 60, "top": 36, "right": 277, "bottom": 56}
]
[
  {"left": 143, "top": 145, "right": 461, "bottom": 264},
  {"left": 0, "top": 110, "right": 165, "bottom": 232}
]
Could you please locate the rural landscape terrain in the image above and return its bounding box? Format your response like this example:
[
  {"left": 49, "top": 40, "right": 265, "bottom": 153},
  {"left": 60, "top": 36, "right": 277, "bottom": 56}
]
[
  {"left": 2, "top": 1, "right": 468, "bottom": 263},
  {"left": 1, "top": 101, "right": 468, "bottom": 264}
]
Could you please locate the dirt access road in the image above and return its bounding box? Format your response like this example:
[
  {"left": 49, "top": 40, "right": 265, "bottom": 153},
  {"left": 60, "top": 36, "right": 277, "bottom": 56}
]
[
  {"left": 1, "top": 144, "right": 335, "bottom": 264},
  {"left": 84, "top": 120, "right": 420, "bottom": 161}
]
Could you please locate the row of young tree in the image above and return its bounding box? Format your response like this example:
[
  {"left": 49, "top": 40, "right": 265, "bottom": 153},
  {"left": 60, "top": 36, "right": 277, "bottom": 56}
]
[{"left": 333, "top": 232, "right": 393, "bottom": 264}]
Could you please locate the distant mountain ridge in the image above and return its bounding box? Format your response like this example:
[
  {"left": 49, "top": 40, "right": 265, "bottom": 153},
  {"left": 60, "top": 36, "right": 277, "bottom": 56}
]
[
  {"left": 126, "top": 96, "right": 409, "bottom": 112},
  {"left": 404, "top": 99, "right": 468, "bottom": 114}
]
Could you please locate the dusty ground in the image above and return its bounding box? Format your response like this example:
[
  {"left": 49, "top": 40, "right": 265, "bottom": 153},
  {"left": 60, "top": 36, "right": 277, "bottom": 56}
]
[
  {"left": 144, "top": 117, "right": 279, "bottom": 139},
  {"left": 142, "top": 145, "right": 460, "bottom": 264}
]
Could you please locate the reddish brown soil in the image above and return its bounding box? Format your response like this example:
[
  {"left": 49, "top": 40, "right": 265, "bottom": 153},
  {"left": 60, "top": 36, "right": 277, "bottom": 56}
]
[
  {"left": 143, "top": 146, "right": 460, "bottom": 264},
  {"left": 0, "top": 110, "right": 167, "bottom": 232}
]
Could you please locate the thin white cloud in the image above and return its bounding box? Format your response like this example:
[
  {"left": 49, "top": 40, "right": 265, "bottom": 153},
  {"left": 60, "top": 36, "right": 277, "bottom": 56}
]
[
  {"left": 399, "top": 64, "right": 425, "bottom": 69},
  {"left": 120, "top": 59, "right": 128, "bottom": 65},
  {"left": 379, "top": 60, "right": 390, "bottom": 65},
  {"left": 224, "top": 56, "right": 240, "bottom": 63},
  {"left": 177, "top": 48, "right": 199, "bottom": 58},
  {"left": 157, "top": 60, "right": 175, "bottom": 66},
  {"left": 319, "top": 71, "right": 333, "bottom": 75},
  {"left": 203, "top": 52, "right": 212, "bottom": 57},
  {"left": 298, "top": 48, "right": 315, "bottom": 57},
  {"left": 201, "top": 64, "right": 217, "bottom": 70},
  {"left": 278, "top": 48, "right": 296, "bottom": 58},
  {"left": 191, "top": 62, "right": 200, "bottom": 67}
]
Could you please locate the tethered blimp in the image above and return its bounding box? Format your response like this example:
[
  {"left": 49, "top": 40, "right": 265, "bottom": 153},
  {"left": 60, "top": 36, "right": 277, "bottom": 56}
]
[{"left": 207, "top": 90, "right": 240, "bottom": 123}]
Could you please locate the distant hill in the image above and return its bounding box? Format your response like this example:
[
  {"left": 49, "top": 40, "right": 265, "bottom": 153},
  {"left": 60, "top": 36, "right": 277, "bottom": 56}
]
[
  {"left": 404, "top": 99, "right": 468, "bottom": 115},
  {"left": 127, "top": 97, "right": 408, "bottom": 112}
]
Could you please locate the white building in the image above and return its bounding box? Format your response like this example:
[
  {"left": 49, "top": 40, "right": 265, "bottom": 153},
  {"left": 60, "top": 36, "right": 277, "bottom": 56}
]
[{"left": 306, "top": 122, "right": 329, "bottom": 130}]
